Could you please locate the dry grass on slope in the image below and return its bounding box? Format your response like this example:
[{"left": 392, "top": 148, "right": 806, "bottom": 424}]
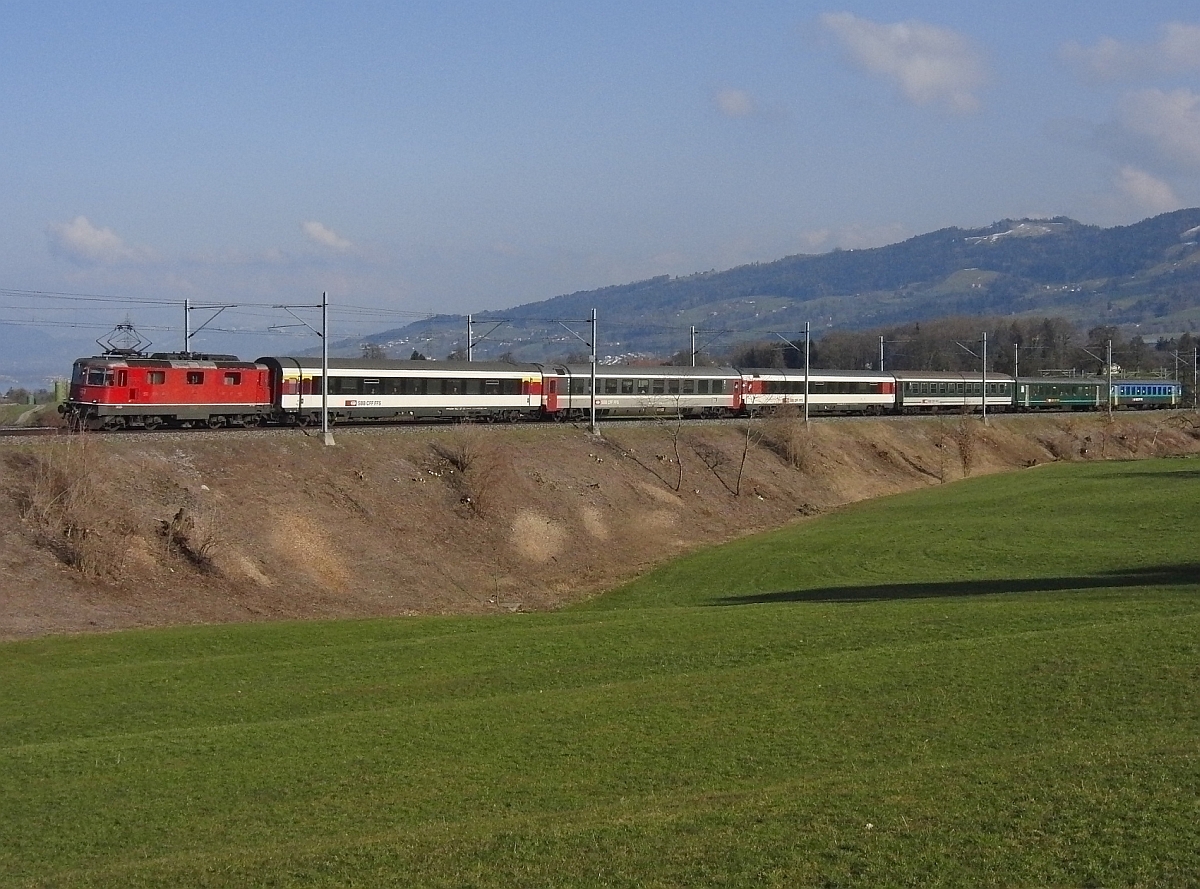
[{"left": 2, "top": 411, "right": 1199, "bottom": 639}]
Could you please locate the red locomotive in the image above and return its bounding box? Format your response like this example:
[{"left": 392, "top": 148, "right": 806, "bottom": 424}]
[{"left": 61, "top": 352, "right": 272, "bottom": 430}]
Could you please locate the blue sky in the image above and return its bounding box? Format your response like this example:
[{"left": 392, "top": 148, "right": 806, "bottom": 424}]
[{"left": 2, "top": 1, "right": 1200, "bottom": 353}]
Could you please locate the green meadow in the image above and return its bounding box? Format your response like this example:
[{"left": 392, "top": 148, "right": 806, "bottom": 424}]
[{"left": 1, "top": 459, "right": 1197, "bottom": 887}]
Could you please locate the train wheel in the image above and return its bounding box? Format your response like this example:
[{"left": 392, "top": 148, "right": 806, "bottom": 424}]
[
  {"left": 142, "top": 416, "right": 162, "bottom": 430},
  {"left": 206, "top": 415, "right": 226, "bottom": 429},
  {"left": 241, "top": 415, "right": 261, "bottom": 428},
  {"left": 101, "top": 416, "right": 124, "bottom": 431}
]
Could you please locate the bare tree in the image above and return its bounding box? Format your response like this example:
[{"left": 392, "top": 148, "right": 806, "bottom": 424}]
[
  {"left": 690, "top": 436, "right": 738, "bottom": 495},
  {"left": 953, "top": 418, "right": 977, "bottom": 477}
]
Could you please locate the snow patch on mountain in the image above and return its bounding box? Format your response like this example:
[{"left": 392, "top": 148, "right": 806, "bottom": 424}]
[{"left": 965, "top": 221, "right": 1068, "bottom": 245}]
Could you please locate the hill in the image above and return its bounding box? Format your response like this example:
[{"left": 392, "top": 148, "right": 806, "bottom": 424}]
[
  {"left": 3, "top": 412, "right": 1200, "bottom": 640},
  {"left": 358, "top": 209, "right": 1200, "bottom": 362}
]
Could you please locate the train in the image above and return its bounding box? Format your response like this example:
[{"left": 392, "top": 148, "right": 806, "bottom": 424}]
[{"left": 58, "top": 351, "right": 1184, "bottom": 431}]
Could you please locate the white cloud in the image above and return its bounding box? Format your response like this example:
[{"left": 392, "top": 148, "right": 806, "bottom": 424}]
[
  {"left": 46, "top": 216, "right": 154, "bottom": 265},
  {"left": 1061, "top": 22, "right": 1200, "bottom": 83},
  {"left": 713, "top": 87, "right": 757, "bottom": 118},
  {"left": 819, "top": 12, "right": 986, "bottom": 113},
  {"left": 301, "top": 220, "right": 354, "bottom": 251},
  {"left": 1115, "top": 166, "right": 1182, "bottom": 215},
  {"left": 1115, "top": 88, "right": 1200, "bottom": 170}
]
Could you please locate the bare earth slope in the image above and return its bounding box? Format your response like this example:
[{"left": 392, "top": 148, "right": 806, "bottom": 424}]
[{"left": 3, "top": 413, "right": 1199, "bottom": 640}]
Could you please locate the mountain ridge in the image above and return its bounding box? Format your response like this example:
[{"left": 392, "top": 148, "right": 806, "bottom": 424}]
[{"left": 359, "top": 208, "right": 1200, "bottom": 362}]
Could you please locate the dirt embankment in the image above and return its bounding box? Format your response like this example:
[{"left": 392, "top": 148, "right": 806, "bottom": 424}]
[{"left": 2, "top": 411, "right": 1199, "bottom": 639}]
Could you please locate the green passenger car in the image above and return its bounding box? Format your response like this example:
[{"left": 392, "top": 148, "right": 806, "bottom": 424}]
[{"left": 1015, "top": 378, "right": 1104, "bottom": 410}]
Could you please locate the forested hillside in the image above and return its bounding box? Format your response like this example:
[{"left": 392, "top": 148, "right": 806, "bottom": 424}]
[{"left": 358, "top": 209, "right": 1200, "bottom": 364}]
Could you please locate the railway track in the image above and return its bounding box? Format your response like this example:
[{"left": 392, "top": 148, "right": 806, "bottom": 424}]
[
  {"left": 0, "top": 426, "right": 61, "bottom": 438},
  {"left": 3, "top": 408, "right": 1196, "bottom": 446}
]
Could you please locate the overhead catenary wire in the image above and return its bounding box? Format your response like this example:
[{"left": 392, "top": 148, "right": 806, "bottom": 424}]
[{"left": 1, "top": 287, "right": 780, "bottom": 342}]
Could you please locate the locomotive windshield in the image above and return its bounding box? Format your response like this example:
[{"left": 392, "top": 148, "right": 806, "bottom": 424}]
[{"left": 72, "top": 363, "right": 113, "bottom": 387}]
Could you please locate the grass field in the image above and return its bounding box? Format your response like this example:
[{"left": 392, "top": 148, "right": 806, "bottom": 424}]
[{"left": 1, "top": 458, "right": 1197, "bottom": 887}]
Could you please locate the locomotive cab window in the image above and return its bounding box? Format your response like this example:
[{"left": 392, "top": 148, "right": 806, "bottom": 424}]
[
  {"left": 85, "top": 368, "right": 112, "bottom": 386},
  {"left": 224, "top": 372, "right": 242, "bottom": 386}
]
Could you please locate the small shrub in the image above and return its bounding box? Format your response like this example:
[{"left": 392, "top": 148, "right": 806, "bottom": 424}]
[
  {"left": 429, "top": 429, "right": 503, "bottom": 515},
  {"left": 758, "top": 404, "right": 816, "bottom": 471},
  {"left": 430, "top": 433, "right": 479, "bottom": 475},
  {"left": 160, "top": 503, "right": 222, "bottom": 570}
]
